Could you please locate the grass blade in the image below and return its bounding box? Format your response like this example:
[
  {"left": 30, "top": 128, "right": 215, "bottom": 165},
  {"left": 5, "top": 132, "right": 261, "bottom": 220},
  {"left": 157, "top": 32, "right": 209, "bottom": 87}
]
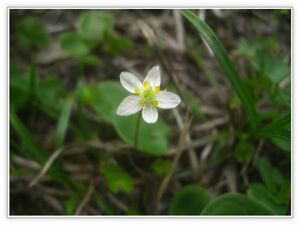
[
  {"left": 65, "top": 194, "right": 79, "bottom": 215},
  {"left": 55, "top": 96, "right": 74, "bottom": 148},
  {"left": 257, "top": 114, "right": 291, "bottom": 140},
  {"left": 259, "top": 114, "right": 290, "bottom": 134},
  {"left": 181, "top": 9, "right": 258, "bottom": 129},
  {"left": 10, "top": 110, "right": 46, "bottom": 163}
]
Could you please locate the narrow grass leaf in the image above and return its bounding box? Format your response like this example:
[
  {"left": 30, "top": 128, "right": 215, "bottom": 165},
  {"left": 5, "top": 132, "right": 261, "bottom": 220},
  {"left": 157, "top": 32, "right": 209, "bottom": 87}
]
[
  {"left": 256, "top": 114, "right": 291, "bottom": 151},
  {"left": 181, "top": 9, "right": 258, "bottom": 129},
  {"left": 257, "top": 114, "right": 291, "bottom": 138},
  {"left": 66, "top": 194, "right": 78, "bottom": 215},
  {"left": 10, "top": 110, "right": 46, "bottom": 163},
  {"left": 55, "top": 96, "right": 74, "bottom": 148}
]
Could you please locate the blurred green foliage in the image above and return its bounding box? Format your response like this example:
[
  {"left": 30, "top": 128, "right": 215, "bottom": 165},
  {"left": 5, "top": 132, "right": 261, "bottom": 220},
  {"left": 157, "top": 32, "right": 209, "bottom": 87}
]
[
  {"left": 169, "top": 185, "right": 275, "bottom": 215},
  {"left": 78, "top": 11, "right": 113, "bottom": 42},
  {"left": 16, "top": 16, "right": 50, "bottom": 50},
  {"left": 59, "top": 11, "right": 133, "bottom": 65},
  {"left": 60, "top": 32, "right": 93, "bottom": 56},
  {"left": 247, "top": 157, "right": 291, "bottom": 215},
  {"left": 100, "top": 159, "right": 133, "bottom": 194},
  {"left": 151, "top": 159, "right": 172, "bottom": 176},
  {"left": 236, "top": 37, "right": 290, "bottom": 106},
  {"left": 65, "top": 194, "right": 78, "bottom": 215},
  {"left": 236, "top": 37, "right": 291, "bottom": 152},
  {"left": 234, "top": 136, "right": 255, "bottom": 162},
  {"left": 169, "top": 185, "right": 212, "bottom": 215},
  {"left": 201, "top": 193, "right": 275, "bottom": 215}
]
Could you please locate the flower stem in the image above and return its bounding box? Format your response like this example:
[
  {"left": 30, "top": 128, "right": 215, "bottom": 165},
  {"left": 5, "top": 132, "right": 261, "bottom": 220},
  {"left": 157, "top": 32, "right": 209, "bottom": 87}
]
[{"left": 134, "top": 111, "right": 142, "bottom": 149}]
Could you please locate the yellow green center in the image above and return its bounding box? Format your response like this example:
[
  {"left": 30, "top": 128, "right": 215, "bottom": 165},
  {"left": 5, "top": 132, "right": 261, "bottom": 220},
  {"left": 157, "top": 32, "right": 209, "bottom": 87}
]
[{"left": 135, "top": 80, "right": 160, "bottom": 107}]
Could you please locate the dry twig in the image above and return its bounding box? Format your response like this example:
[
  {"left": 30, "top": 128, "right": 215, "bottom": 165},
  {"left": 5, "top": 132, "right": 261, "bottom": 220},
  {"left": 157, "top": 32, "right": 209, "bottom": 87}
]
[
  {"left": 75, "top": 182, "right": 94, "bottom": 215},
  {"left": 193, "top": 116, "right": 229, "bottom": 132},
  {"left": 29, "top": 148, "right": 64, "bottom": 187}
]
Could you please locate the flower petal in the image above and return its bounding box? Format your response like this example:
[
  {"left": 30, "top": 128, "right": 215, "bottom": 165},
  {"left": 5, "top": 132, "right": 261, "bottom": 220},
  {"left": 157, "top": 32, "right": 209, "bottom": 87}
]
[
  {"left": 120, "top": 72, "right": 142, "bottom": 93},
  {"left": 156, "top": 90, "right": 181, "bottom": 109},
  {"left": 117, "top": 95, "right": 142, "bottom": 116},
  {"left": 142, "top": 103, "right": 158, "bottom": 123},
  {"left": 144, "top": 65, "right": 161, "bottom": 87}
]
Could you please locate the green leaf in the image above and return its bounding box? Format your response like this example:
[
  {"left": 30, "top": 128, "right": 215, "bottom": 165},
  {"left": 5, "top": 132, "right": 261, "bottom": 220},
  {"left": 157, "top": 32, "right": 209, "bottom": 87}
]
[
  {"left": 257, "top": 114, "right": 291, "bottom": 141},
  {"left": 248, "top": 163, "right": 290, "bottom": 215},
  {"left": 114, "top": 114, "right": 170, "bottom": 155},
  {"left": 275, "top": 181, "right": 290, "bottom": 205},
  {"left": 16, "top": 16, "right": 50, "bottom": 50},
  {"left": 181, "top": 9, "right": 258, "bottom": 129},
  {"left": 77, "top": 54, "right": 101, "bottom": 65},
  {"left": 55, "top": 96, "right": 74, "bottom": 148},
  {"left": 106, "top": 35, "right": 134, "bottom": 55},
  {"left": 235, "top": 38, "right": 257, "bottom": 61},
  {"left": 60, "top": 32, "right": 92, "bottom": 57},
  {"left": 65, "top": 194, "right": 78, "bottom": 215},
  {"left": 100, "top": 162, "right": 133, "bottom": 194},
  {"left": 201, "top": 193, "right": 275, "bottom": 215},
  {"left": 83, "top": 81, "right": 128, "bottom": 122},
  {"left": 78, "top": 11, "right": 113, "bottom": 42},
  {"left": 248, "top": 183, "right": 287, "bottom": 215},
  {"left": 82, "top": 81, "right": 170, "bottom": 155},
  {"left": 271, "top": 137, "right": 291, "bottom": 152},
  {"left": 169, "top": 185, "right": 212, "bottom": 215},
  {"left": 255, "top": 157, "right": 286, "bottom": 194},
  {"left": 236, "top": 37, "right": 279, "bottom": 72},
  {"left": 259, "top": 114, "right": 291, "bottom": 134},
  {"left": 235, "top": 37, "right": 290, "bottom": 107},
  {"left": 264, "top": 54, "right": 290, "bottom": 84},
  {"left": 151, "top": 159, "right": 172, "bottom": 176}
]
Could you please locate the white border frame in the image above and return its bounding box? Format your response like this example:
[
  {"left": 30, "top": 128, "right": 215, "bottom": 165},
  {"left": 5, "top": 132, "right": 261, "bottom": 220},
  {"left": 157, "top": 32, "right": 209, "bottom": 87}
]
[{"left": 3, "top": 3, "right": 295, "bottom": 223}]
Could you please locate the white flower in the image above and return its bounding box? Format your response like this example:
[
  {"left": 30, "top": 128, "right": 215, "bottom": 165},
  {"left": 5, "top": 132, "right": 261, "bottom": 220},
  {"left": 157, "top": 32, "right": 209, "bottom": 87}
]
[{"left": 116, "top": 66, "right": 181, "bottom": 123}]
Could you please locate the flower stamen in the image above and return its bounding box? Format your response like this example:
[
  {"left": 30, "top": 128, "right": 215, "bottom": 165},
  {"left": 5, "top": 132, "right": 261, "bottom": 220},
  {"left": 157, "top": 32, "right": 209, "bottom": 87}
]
[
  {"left": 139, "top": 100, "right": 145, "bottom": 107},
  {"left": 134, "top": 88, "right": 141, "bottom": 95},
  {"left": 154, "top": 86, "right": 160, "bottom": 93},
  {"left": 152, "top": 100, "right": 158, "bottom": 106},
  {"left": 143, "top": 80, "right": 150, "bottom": 88}
]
